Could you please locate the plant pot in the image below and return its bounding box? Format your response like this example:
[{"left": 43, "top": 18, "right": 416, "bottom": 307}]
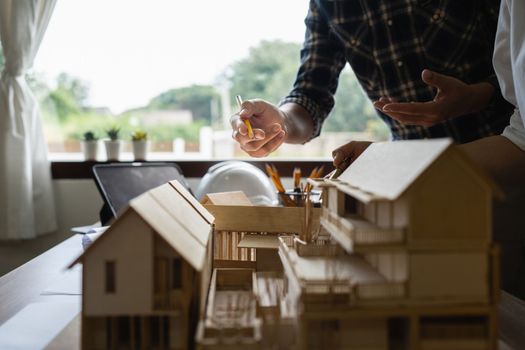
[
  {"left": 132, "top": 141, "right": 148, "bottom": 161},
  {"left": 81, "top": 140, "right": 98, "bottom": 161},
  {"left": 104, "top": 140, "right": 121, "bottom": 161}
]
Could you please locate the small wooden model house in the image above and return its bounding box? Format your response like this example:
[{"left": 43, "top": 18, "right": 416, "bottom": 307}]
[
  {"left": 200, "top": 191, "right": 320, "bottom": 348},
  {"left": 202, "top": 191, "right": 320, "bottom": 272},
  {"left": 295, "top": 139, "right": 502, "bottom": 349},
  {"left": 70, "top": 180, "right": 215, "bottom": 350},
  {"left": 312, "top": 138, "right": 501, "bottom": 303}
]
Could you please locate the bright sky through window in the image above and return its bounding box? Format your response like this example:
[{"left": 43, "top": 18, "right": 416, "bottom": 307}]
[{"left": 34, "top": 0, "right": 308, "bottom": 114}]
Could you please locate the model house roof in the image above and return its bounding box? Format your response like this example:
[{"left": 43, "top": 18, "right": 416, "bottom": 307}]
[
  {"left": 70, "top": 180, "right": 214, "bottom": 271},
  {"left": 333, "top": 139, "right": 502, "bottom": 202},
  {"left": 201, "top": 191, "right": 253, "bottom": 206}
]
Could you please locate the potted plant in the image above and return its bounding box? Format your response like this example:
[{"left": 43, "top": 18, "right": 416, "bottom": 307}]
[
  {"left": 81, "top": 131, "right": 98, "bottom": 161},
  {"left": 104, "top": 127, "right": 121, "bottom": 161},
  {"left": 131, "top": 130, "right": 148, "bottom": 161}
]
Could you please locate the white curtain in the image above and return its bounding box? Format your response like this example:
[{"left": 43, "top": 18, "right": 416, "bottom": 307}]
[{"left": 0, "top": 0, "right": 57, "bottom": 240}]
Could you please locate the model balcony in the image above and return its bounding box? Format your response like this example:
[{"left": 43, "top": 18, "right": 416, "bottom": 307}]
[
  {"left": 278, "top": 237, "right": 406, "bottom": 310},
  {"left": 321, "top": 209, "right": 405, "bottom": 252}
]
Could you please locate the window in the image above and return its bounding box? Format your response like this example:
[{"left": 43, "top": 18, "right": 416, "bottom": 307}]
[
  {"left": 32, "top": 0, "right": 388, "bottom": 161},
  {"left": 344, "top": 195, "right": 358, "bottom": 215},
  {"left": 105, "top": 260, "right": 116, "bottom": 293},
  {"left": 172, "top": 259, "right": 182, "bottom": 290}
]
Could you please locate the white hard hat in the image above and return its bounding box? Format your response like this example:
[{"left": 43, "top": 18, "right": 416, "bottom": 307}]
[{"left": 195, "top": 161, "right": 278, "bottom": 206}]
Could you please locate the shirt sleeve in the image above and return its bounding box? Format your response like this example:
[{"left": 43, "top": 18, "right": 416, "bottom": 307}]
[
  {"left": 479, "top": 0, "right": 504, "bottom": 96},
  {"left": 502, "top": 111, "right": 525, "bottom": 151},
  {"left": 279, "top": 0, "right": 347, "bottom": 141},
  {"left": 497, "top": 0, "right": 525, "bottom": 151}
]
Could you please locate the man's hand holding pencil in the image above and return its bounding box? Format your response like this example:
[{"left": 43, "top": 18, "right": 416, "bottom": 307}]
[
  {"left": 230, "top": 98, "right": 287, "bottom": 158},
  {"left": 331, "top": 140, "right": 373, "bottom": 177}
]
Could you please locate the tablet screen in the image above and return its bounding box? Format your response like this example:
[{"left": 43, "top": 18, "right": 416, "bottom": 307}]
[{"left": 92, "top": 163, "right": 191, "bottom": 218}]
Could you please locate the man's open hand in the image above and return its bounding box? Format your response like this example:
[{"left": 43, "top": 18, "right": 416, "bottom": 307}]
[{"left": 373, "top": 69, "right": 494, "bottom": 127}]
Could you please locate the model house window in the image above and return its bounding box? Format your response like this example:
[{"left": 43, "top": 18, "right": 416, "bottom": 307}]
[
  {"left": 345, "top": 195, "right": 358, "bottom": 215},
  {"left": 172, "top": 259, "right": 182, "bottom": 289},
  {"left": 105, "top": 261, "right": 116, "bottom": 293}
]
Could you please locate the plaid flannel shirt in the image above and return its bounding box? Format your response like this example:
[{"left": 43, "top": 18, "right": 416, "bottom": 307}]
[{"left": 280, "top": 0, "right": 513, "bottom": 143}]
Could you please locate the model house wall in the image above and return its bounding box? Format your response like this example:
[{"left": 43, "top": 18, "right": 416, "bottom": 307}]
[
  {"left": 71, "top": 180, "right": 215, "bottom": 350},
  {"left": 201, "top": 191, "right": 257, "bottom": 265},
  {"left": 83, "top": 210, "right": 154, "bottom": 315},
  {"left": 406, "top": 152, "right": 492, "bottom": 246}
]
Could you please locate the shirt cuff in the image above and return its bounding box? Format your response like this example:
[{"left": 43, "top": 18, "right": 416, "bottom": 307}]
[
  {"left": 502, "top": 110, "right": 525, "bottom": 151},
  {"left": 279, "top": 95, "right": 326, "bottom": 142}
]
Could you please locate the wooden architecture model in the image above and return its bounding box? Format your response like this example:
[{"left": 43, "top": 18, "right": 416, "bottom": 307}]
[
  {"left": 70, "top": 180, "right": 214, "bottom": 350},
  {"left": 72, "top": 138, "right": 501, "bottom": 349},
  {"left": 294, "top": 138, "right": 502, "bottom": 349},
  {"left": 202, "top": 190, "right": 320, "bottom": 272},
  {"left": 196, "top": 191, "right": 319, "bottom": 349}
]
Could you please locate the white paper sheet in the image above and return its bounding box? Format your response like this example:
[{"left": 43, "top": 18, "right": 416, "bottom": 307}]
[
  {"left": 0, "top": 301, "right": 80, "bottom": 350},
  {"left": 41, "top": 265, "right": 82, "bottom": 296}
]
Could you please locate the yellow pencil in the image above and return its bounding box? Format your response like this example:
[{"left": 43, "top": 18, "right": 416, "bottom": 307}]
[
  {"left": 293, "top": 167, "right": 301, "bottom": 190},
  {"left": 235, "top": 95, "right": 254, "bottom": 139}
]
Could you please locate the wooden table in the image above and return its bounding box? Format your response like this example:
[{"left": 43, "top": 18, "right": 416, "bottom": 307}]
[
  {"left": 0, "top": 234, "right": 524, "bottom": 349},
  {"left": 0, "top": 235, "right": 83, "bottom": 349}
]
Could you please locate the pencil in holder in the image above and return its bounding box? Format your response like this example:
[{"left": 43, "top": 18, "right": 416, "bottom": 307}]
[{"left": 277, "top": 190, "right": 321, "bottom": 207}]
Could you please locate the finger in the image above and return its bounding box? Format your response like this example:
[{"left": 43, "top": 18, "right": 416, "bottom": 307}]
[
  {"left": 373, "top": 97, "right": 396, "bottom": 110},
  {"left": 388, "top": 113, "right": 437, "bottom": 127},
  {"left": 332, "top": 141, "right": 373, "bottom": 168},
  {"left": 383, "top": 111, "right": 420, "bottom": 120},
  {"left": 332, "top": 142, "right": 357, "bottom": 167},
  {"left": 233, "top": 124, "right": 262, "bottom": 143},
  {"left": 231, "top": 118, "right": 248, "bottom": 138},
  {"left": 239, "top": 99, "right": 269, "bottom": 119},
  {"left": 252, "top": 127, "right": 265, "bottom": 140},
  {"left": 382, "top": 101, "right": 441, "bottom": 116},
  {"left": 421, "top": 69, "right": 454, "bottom": 91},
  {"left": 373, "top": 100, "right": 388, "bottom": 110},
  {"left": 247, "top": 131, "right": 286, "bottom": 158},
  {"left": 241, "top": 124, "right": 282, "bottom": 152},
  {"left": 230, "top": 114, "right": 248, "bottom": 135},
  {"left": 233, "top": 129, "right": 265, "bottom": 147}
]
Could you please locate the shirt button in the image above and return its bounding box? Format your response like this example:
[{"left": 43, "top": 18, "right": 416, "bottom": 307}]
[
  {"left": 397, "top": 61, "right": 403, "bottom": 67},
  {"left": 387, "top": 19, "right": 393, "bottom": 26}
]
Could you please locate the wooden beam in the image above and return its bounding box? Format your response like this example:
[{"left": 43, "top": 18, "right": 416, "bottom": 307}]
[{"left": 205, "top": 205, "right": 320, "bottom": 234}]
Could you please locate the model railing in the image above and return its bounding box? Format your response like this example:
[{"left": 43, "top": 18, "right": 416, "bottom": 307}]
[
  {"left": 356, "top": 281, "right": 406, "bottom": 299},
  {"left": 214, "top": 231, "right": 256, "bottom": 262},
  {"left": 322, "top": 209, "right": 405, "bottom": 246}
]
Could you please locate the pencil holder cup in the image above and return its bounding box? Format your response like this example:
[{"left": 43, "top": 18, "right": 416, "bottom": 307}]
[{"left": 277, "top": 190, "right": 322, "bottom": 207}]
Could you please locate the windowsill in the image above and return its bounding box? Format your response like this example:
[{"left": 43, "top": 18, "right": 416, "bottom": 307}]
[{"left": 50, "top": 155, "right": 333, "bottom": 179}]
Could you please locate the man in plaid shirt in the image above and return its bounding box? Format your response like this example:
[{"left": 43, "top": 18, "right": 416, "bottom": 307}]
[{"left": 231, "top": 0, "right": 513, "bottom": 158}]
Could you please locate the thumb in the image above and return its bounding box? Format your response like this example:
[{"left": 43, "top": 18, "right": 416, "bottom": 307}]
[
  {"left": 421, "top": 69, "right": 455, "bottom": 91},
  {"left": 239, "top": 99, "right": 268, "bottom": 119}
]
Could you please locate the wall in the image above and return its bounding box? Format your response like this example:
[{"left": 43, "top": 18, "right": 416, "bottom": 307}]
[
  {"left": 52, "top": 177, "right": 294, "bottom": 233},
  {"left": 52, "top": 178, "right": 201, "bottom": 233}
]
